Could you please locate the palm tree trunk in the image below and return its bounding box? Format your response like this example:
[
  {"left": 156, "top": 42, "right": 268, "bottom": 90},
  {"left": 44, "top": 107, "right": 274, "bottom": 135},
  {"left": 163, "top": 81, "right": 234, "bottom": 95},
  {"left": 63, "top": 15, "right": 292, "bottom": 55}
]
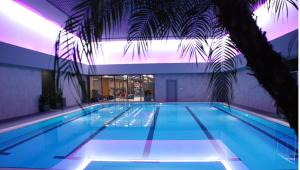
[{"left": 212, "top": 0, "right": 298, "bottom": 134}]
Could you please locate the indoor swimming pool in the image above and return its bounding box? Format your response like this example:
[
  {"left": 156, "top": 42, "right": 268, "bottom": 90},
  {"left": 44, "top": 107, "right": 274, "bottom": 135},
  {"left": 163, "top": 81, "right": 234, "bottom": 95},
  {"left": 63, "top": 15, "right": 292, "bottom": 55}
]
[{"left": 0, "top": 102, "right": 297, "bottom": 170}]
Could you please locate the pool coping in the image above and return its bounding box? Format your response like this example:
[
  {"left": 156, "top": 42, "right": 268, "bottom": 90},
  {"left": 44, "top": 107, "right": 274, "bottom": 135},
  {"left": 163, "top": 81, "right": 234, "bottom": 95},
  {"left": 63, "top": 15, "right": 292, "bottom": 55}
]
[
  {"left": 220, "top": 103, "right": 290, "bottom": 127},
  {"left": 0, "top": 102, "right": 289, "bottom": 134},
  {"left": 0, "top": 103, "right": 100, "bottom": 134}
]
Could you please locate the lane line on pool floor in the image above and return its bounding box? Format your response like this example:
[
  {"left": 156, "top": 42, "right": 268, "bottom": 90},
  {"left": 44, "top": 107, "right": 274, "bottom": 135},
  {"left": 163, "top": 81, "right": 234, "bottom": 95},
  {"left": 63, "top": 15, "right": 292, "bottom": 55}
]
[
  {"left": 143, "top": 107, "right": 160, "bottom": 158},
  {"left": 185, "top": 106, "right": 241, "bottom": 162},
  {"left": 0, "top": 105, "right": 113, "bottom": 155},
  {"left": 213, "top": 106, "right": 298, "bottom": 153},
  {"left": 54, "top": 107, "right": 132, "bottom": 159}
]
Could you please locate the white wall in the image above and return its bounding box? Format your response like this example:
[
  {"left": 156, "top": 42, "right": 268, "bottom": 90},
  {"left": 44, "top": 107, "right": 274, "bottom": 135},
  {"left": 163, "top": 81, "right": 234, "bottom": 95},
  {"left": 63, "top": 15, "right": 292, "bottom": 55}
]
[
  {"left": 155, "top": 71, "right": 277, "bottom": 113},
  {"left": 232, "top": 69, "right": 276, "bottom": 113},
  {"left": 0, "top": 64, "right": 87, "bottom": 121},
  {"left": 0, "top": 65, "right": 278, "bottom": 121},
  {"left": 0, "top": 27, "right": 295, "bottom": 120},
  {"left": 155, "top": 74, "right": 210, "bottom": 102},
  {"left": 61, "top": 75, "right": 87, "bottom": 107},
  {"left": 0, "top": 64, "right": 41, "bottom": 120}
]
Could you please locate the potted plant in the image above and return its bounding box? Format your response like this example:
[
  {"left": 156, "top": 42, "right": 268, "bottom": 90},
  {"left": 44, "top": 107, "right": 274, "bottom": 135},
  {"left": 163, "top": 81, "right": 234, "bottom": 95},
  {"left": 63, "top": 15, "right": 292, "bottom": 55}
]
[
  {"left": 144, "top": 89, "right": 152, "bottom": 101},
  {"left": 39, "top": 94, "right": 50, "bottom": 112},
  {"left": 91, "top": 89, "right": 99, "bottom": 102},
  {"left": 50, "top": 88, "right": 65, "bottom": 109}
]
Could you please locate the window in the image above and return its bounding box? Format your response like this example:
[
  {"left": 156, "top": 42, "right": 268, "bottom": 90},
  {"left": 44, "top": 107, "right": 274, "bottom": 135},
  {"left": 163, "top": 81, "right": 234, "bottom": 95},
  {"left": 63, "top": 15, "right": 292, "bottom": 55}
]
[
  {"left": 142, "top": 75, "right": 154, "bottom": 101},
  {"left": 115, "top": 75, "right": 128, "bottom": 101},
  {"left": 89, "top": 75, "right": 154, "bottom": 102},
  {"left": 102, "top": 75, "right": 115, "bottom": 101},
  {"left": 90, "top": 76, "right": 102, "bottom": 102},
  {"left": 128, "top": 75, "right": 142, "bottom": 101}
]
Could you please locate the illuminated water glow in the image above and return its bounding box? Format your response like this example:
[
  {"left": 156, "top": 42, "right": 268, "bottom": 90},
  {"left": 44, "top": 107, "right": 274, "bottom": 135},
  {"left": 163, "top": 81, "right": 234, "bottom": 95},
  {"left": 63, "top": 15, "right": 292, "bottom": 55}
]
[
  {"left": 75, "top": 159, "right": 234, "bottom": 170},
  {"left": 49, "top": 139, "right": 248, "bottom": 170}
]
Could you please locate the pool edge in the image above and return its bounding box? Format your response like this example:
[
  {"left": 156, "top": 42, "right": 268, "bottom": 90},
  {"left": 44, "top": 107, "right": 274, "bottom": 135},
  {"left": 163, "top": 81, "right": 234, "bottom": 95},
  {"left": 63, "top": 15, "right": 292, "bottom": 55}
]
[{"left": 0, "top": 103, "right": 100, "bottom": 134}]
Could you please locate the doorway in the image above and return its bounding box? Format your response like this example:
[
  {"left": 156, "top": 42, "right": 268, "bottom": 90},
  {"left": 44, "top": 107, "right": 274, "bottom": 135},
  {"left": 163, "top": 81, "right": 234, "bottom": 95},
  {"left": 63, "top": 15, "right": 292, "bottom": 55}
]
[{"left": 166, "top": 80, "right": 177, "bottom": 102}]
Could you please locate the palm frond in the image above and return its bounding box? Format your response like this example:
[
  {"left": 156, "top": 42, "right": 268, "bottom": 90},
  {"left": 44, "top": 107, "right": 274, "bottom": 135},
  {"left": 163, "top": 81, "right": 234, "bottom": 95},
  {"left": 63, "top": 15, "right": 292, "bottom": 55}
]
[
  {"left": 124, "top": 0, "right": 190, "bottom": 57},
  {"left": 178, "top": 2, "right": 211, "bottom": 63},
  {"left": 54, "top": 0, "right": 128, "bottom": 104},
  {"left": 54, "top": 0, "right": 294, "bottom": 108},
  {"left": 206, "top": 34, "right": 239, "bottom": 104},
  {"left": 176, "top": 6, "right": 239, "bottom": 105}
]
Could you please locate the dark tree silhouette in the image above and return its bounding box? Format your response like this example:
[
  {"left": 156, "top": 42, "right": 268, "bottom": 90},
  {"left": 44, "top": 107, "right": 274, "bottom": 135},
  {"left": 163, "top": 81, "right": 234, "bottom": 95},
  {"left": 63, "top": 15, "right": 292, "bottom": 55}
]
[
  {"left": 53, "top": 0, "right": 298, "bottom": 133},
  {"left": 212, "top": 0, "right": 298, "bottom": 133}
]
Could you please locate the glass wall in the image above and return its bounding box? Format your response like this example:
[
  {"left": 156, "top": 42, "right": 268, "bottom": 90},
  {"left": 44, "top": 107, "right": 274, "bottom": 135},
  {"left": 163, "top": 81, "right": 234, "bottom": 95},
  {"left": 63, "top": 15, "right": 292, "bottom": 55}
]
[
  {"left": 115, "top": 75, "right": 128, "bottom": 101},
  {"left": 90, "top": 76, "right": 102, "bottom": 102},
  {"left": 128, "top": 75, "right": 143, "bottom": 102},
  {"left": 89, "top": 75, "right": 154, "bottom": 102},
  {"left": 102, "top": 75, "right": 115, "bottom": 101},
  {"left": 142, "top": 75, "right": 154, "bottom": 101}
]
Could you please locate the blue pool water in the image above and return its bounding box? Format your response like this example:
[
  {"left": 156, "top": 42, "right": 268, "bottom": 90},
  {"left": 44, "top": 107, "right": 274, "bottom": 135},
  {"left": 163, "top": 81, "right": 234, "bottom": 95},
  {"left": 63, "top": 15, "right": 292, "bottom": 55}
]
[{"left": 0, "top": 102, "right": 297, "bottom": 170}]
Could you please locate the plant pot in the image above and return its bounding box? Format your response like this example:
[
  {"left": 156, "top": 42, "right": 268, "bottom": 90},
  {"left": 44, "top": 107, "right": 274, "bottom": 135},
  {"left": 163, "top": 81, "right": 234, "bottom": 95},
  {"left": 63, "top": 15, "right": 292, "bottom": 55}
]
[
  {"left": 39, "top": 104, "right": 50, "bottom": 112},
  {"left": 50, "top": 102, "right": 62, "bottom": 109},
  {"left": 62, "top": 98, "right": 66, "bottom": 108},
  {"left": 144, "top": 95, "right": 152, "bottom": 101},
  {"left": 57, "top": 102, "right": 63, "bottom": 109}
]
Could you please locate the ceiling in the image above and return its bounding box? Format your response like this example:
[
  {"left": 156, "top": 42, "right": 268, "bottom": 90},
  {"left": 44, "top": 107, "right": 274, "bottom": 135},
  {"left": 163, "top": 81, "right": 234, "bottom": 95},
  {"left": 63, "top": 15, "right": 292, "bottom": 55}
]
[
  {"left": 43, "top": 0, "right": 298, "bottom": 41},
  {"left": 14, "top": 0, "right": 300, "bottom": 42},
  {"left": 46, "top": 0, "right": 130, "bottom": 40},
  {"left": 0, "top": 0, "right": 296, "bottom": 66},
  {"left": 46, "top": 0, "right": 81, "bottom": 16}
]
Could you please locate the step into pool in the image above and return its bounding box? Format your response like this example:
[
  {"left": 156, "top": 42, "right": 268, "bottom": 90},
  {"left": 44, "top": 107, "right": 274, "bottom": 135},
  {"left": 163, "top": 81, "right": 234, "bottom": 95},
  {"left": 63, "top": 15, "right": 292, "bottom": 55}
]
[{"left": 0, "top": 102, "right": 297, "bottom": 170}]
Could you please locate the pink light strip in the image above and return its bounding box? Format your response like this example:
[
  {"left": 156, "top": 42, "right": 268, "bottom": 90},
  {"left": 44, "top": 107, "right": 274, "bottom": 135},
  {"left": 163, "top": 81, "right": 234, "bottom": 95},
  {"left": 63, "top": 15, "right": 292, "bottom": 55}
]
[
  {"left": 0, "top": 0, "right": 62, "bottom": 55},
  {"left": 0, "top": 0, "right": 62, "bottom": 38}
]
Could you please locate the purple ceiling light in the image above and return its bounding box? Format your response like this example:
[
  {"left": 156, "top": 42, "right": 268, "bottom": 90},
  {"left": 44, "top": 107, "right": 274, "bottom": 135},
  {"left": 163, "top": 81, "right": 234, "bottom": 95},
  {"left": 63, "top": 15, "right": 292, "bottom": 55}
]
[
  {"left": 254, "top": 2, "right": 298, "bottom": 40},
  {"left": 0, "top": 0, "right": 62, "bottom": 55},
  {"left": 0, "top": 0, "right": 297, "bottom": 65}
]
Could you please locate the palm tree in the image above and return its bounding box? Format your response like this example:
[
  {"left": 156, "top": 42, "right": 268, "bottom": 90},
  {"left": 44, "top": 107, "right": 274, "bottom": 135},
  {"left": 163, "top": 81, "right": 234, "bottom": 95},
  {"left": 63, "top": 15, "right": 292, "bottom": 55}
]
[
  {"left": 212, "top": 0, "right": 298, "bottom": 134},
  {"left": 54, "top": 0, "right": 298, "bottom": 133}
]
